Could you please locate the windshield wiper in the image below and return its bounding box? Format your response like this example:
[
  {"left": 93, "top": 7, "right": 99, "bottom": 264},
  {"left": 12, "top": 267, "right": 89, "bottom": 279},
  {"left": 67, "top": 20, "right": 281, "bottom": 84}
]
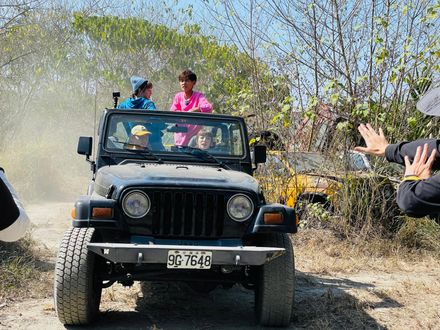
[
  {"left": 175, "top": 145, "right": 231, "bottom": 170},
  {"left": 121, "top": 143, "right": 163, "bottom": 164}
]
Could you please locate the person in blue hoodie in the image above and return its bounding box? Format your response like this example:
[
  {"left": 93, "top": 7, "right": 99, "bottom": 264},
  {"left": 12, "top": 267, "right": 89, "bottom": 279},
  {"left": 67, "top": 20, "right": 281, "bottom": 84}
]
[
  {"left": 118, "top": 75, "right": 156, "bottom": 110},
  {"left": 118, "top": 76, "right": 165, "bottom": 150}
]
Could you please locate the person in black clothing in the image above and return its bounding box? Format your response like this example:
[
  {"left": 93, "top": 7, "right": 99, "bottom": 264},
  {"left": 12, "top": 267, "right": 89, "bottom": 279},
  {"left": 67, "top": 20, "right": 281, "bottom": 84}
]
[
  {"left": 0, "top": 168, "right": 30, "bottom": 241},
  {"left": 354, "top": 123, "right": 439, "bottom": 217}
]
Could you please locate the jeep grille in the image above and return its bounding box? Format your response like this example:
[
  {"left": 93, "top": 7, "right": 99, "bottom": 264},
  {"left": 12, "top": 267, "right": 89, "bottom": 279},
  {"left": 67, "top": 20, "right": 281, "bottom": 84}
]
[{"left": 150, "top": 190, "right": 226, "bottom": 238}]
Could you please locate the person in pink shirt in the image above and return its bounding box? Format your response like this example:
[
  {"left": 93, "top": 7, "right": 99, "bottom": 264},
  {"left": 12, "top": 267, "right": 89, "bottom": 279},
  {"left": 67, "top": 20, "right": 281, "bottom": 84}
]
[{"left": 170, "top": 70, "right": 213, "bottom": 145}]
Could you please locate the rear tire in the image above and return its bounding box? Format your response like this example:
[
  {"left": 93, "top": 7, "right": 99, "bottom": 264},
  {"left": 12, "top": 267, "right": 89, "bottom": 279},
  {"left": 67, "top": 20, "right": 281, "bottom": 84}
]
[
  {"left": 54, "top": 228, "right": 102, "bottom": 325},
  {"left": 255, "top": 233, "right": 295, "bottom": 327}
]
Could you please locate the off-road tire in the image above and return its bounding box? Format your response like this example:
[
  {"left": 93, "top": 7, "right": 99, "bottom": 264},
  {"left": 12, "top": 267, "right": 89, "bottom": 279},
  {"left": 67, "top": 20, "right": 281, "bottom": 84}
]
[
  {"left": 255, "top": 233, "right": 295, "bottom": 327},
  {"left": 54, "top": 227, "right": 102, "bottom": 325}
]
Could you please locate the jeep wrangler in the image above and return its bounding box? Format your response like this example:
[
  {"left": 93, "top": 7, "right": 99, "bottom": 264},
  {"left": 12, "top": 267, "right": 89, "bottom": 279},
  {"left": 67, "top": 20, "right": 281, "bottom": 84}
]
[{"left": 54, "top": 109, "right": 297, "bottom": 327}]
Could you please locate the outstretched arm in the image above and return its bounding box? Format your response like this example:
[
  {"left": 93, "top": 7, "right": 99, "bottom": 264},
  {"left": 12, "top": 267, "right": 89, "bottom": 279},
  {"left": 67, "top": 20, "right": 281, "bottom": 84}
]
[
  {"left": 385, "top": 139, "right": 440, "bottom": 168},
  {"left": 354, "top": 124, "right": 440, "bottom": 217},
  {"left": 354, "top": 124, "right": 440, "bottom": 169}
]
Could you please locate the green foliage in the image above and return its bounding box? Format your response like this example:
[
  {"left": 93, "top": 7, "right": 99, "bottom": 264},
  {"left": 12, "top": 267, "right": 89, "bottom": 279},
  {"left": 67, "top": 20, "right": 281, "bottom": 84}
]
[
  {"left": 298, "top": 202, "right": 332, "bottom": 229},
  {"left": 71, "top": 14, "right": 289, "bottom": 118}
]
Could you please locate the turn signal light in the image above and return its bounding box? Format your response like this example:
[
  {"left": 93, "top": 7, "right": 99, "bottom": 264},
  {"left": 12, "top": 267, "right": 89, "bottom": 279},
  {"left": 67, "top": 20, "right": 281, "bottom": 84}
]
[
  {"left": 71, "top": 208, "right": 76, "bottom": 219},
  {"left": 263, "top": 212, "right": 284, "bottom": 225},
  {"left": 92, "top": 207, "right": 113, "bottom": 218}
]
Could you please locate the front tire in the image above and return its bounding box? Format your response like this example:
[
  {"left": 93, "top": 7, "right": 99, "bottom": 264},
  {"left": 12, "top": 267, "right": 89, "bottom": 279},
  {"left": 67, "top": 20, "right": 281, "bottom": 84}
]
[
  {"left": 255, "top": 233, "right": 295, "bottom": 327},
  {"left": 54, "top": 228, "right": 102, "bottom": 325}
]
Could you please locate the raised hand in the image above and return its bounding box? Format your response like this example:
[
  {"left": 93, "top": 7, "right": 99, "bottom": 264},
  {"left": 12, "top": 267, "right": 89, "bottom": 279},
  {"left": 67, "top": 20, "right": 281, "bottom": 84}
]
[
  {"left": 354, "top": 124, "right": 389, "bottom": 157},
  {"left": 404, "top": 143, "right": 437, "bottom": 179}
]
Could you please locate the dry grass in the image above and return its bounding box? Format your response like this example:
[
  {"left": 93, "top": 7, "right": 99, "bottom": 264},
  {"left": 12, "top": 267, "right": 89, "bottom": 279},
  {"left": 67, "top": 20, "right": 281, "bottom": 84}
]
[
  {"left": 101, "top": 283, "right": 141, "bottom": 306},
  {"left": 293, "top": 271, "right": 388, "bottom": 329},
  {"left": 396, "top": 216, "right": 440, "bottom": 251},
  {"left": 0, "top": 236, "right": 53, "bottom": 302},
  {"left": 292, "top": 228, "right": 440, "bottom": 275},
  {"left": 292, "top": 228, "right": 440, "bottom": 329}
]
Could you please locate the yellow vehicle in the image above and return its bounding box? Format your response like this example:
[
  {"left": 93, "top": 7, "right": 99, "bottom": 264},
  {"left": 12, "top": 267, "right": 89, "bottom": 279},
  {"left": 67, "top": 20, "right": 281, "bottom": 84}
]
[{"left": 256, "top": 150, "right": 397, "bottom": 222}]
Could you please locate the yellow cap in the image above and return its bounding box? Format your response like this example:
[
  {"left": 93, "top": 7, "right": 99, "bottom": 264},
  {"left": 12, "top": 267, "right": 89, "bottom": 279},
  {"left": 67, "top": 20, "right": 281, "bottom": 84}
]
[{"left": 131, "top": 125, "right": 151, "bottom": 136}]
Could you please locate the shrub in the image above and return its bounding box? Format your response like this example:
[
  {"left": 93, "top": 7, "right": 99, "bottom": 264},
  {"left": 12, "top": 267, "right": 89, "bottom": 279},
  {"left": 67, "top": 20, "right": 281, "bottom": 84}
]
[
  {"left": 333, "top": 175, "right": 401, "bottom": 238},
  {"left": 396, "top": 217, "right": 440, "bottom": 252}
]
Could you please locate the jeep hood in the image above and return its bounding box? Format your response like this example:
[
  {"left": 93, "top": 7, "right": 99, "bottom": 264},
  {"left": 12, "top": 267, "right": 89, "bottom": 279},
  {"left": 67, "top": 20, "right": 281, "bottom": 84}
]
[{"left": 94, "top": 163, "right": 259, "bottom": 197}]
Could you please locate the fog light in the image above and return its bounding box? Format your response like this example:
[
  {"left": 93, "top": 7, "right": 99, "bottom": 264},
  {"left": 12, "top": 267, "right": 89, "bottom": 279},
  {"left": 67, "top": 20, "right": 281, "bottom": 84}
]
[{"left": 263, "top": 212, "right": 284, "bottom": 224}]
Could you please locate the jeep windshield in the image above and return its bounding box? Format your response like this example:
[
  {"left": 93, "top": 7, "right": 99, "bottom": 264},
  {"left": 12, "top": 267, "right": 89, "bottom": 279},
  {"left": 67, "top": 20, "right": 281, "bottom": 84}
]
[
  {"left": 103, "top": 111, "right": 246, "bottom": 162},
  {"left": 287, "top": 152, "right": 370, "bottom": 173}
]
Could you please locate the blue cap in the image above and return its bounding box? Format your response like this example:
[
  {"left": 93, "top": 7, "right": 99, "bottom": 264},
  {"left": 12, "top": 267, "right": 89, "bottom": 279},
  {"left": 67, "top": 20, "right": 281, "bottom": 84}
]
[{"left": 130, "top": 75, "right": 147, "bottom": 92}]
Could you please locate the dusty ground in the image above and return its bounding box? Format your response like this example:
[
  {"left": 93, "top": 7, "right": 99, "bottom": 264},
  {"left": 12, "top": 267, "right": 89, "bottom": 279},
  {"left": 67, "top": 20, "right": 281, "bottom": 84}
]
[{"left": 1, "top": 202, "right": 439, "bottom": 329}]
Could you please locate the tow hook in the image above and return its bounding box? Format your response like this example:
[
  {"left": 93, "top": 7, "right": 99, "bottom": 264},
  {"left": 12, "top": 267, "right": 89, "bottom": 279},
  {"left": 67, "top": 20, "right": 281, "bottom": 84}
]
[
  {"left": 235, "top": 254, "right": 241, "bottom": 265},
  {"left": 137, "top": 252, "right": 143, "bottom": 265}
]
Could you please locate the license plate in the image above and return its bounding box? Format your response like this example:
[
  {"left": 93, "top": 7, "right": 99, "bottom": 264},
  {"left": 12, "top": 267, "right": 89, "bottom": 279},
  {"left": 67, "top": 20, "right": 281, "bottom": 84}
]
[{"left": 167, "top": 250, "right": 212, "bottom": 269}]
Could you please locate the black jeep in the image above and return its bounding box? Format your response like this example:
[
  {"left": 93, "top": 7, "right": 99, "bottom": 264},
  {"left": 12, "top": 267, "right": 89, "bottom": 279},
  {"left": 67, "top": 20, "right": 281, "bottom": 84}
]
[{"left": 54, "top": 109, "right": 297, "bottom": 327}]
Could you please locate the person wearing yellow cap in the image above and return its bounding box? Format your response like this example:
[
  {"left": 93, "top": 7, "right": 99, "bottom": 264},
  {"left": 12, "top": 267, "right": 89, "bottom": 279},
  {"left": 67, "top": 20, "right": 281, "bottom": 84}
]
[{"left": 126, "top": 125, "right": 152, "bottom": 150}]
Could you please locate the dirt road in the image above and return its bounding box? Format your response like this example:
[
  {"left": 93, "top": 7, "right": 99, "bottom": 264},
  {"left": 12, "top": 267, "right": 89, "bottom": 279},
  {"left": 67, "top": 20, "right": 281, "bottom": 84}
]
[{"left": 1, "top": 202, "right": 439, "bottom": 329}]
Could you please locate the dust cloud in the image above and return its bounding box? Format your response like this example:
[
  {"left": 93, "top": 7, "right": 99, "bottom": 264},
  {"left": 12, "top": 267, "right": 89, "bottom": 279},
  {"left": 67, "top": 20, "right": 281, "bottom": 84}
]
[{"left": 0, "top": 83, "right": 110, "bottom": 204}]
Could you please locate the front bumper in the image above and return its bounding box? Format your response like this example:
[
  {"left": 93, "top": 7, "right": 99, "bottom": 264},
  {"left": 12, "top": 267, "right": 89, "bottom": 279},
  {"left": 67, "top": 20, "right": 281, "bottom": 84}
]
[{"left": 88, "top": 243, "right": 285, "bottom": 266}]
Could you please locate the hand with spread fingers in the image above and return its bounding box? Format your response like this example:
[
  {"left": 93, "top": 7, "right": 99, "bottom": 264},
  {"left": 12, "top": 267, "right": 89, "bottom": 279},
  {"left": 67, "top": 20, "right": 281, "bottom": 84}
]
[
  {"left": 354, "top": 124, "right": 389, "bottom": 157},
  {"left": 404, "top": 143, "right": 437, "bottom": 179}
]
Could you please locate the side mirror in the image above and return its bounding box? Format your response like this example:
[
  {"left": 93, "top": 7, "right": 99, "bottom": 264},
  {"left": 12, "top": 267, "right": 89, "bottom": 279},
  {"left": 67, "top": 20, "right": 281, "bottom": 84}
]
[
  {"left": 78, "top": 137, "right": 92, "bottom": 156},
  {"left": 253, "top": 145, "right": 267, "bottom": 164}
]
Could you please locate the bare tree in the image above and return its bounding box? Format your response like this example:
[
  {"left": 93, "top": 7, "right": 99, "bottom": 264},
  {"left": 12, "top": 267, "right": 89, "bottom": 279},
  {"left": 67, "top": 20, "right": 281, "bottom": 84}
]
[{"left": 202, "top": 0, "right": 439, "bottom": 150}]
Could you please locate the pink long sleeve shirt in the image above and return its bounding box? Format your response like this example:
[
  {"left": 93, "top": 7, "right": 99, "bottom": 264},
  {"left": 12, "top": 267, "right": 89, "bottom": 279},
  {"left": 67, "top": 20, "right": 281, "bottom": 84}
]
[{"left": 170, "top": 91, "right": 213, "bottom": 146}]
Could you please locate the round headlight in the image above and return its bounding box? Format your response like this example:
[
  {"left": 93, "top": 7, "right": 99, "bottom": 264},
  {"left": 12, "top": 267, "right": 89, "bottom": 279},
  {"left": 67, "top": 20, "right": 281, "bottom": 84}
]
[
  {"left": 122, "top": 190, "right": 151, "bottom": 218},
  {"left": 227, "top": 194, "right": 254, "bottom": 222}
]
